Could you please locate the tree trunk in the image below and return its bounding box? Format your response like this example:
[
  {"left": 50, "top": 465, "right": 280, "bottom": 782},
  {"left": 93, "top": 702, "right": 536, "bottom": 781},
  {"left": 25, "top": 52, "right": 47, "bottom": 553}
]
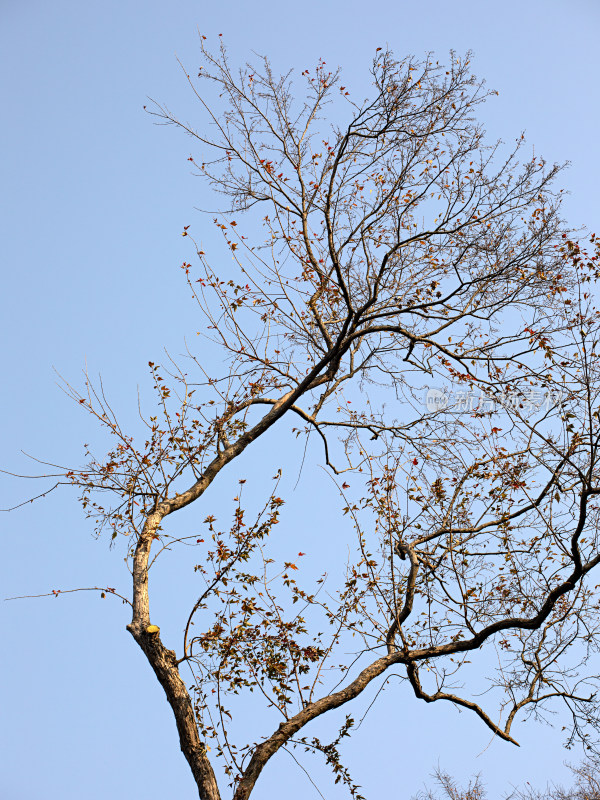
[{"left": 127, "top": 622, "right": 221, "bottom": 800}]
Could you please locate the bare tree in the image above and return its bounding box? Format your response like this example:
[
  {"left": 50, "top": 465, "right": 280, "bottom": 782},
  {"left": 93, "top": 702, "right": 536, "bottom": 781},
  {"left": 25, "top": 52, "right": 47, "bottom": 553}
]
[
  {"left": 414, "top": 757, "right": 600, "bottom": 799},
  {"left": 509, "top": 757, "right": 600, "bottom": 799},
  {"left": 11, "top": 39, "right": 600, "bottom": 799},
  {"left": 413, "top": 768, "right": 487, "bottom": 800}
]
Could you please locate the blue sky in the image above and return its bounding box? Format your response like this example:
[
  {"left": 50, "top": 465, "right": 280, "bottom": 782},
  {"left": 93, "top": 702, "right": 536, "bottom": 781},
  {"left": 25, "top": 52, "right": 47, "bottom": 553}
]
[{"left": 2, "top": 1, "right": 600, "bottom": 797}]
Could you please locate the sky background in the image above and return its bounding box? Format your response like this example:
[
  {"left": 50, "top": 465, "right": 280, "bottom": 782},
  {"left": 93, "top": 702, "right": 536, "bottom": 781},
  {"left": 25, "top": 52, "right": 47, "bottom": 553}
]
[{"left": 2, "top": 0, "right": 600, "bottom": 798}]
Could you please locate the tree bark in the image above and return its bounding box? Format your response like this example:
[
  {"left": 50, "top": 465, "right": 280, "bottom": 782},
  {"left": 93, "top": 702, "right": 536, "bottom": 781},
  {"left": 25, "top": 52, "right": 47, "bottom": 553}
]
[
  {"left": 127, "top": 623, "right": 221, "bottom": 800},
  {"left": 128, "top": 510, "right": 221, "bottom": 800}
]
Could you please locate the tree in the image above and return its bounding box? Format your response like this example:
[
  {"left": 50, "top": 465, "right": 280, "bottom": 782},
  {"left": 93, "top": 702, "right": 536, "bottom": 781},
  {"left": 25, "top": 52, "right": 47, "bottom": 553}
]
[
  {"left": 413, "top": 757, "right": 600, "bottom": 799},
  {"left": 12, "top": 40, "right": 600, "bottom": 799}
]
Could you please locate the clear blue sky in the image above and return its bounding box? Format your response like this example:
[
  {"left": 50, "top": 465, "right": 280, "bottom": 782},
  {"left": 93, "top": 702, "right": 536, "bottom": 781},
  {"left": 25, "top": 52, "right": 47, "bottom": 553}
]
[{"left": 2, "top": 1, "right": 599, "bottom": 798}]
